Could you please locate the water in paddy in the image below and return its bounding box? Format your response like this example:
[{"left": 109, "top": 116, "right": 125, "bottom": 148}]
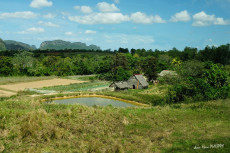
[{"left": 52, "top": 97, "right": 137, "bottom": 107}]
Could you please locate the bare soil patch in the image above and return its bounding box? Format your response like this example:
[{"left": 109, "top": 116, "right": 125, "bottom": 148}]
[
  {"left": 0, "top": 78, "right": 86, "bottom": 96},
  {"left": 0, "top": 90, "right": 16, "bottom": 97}
]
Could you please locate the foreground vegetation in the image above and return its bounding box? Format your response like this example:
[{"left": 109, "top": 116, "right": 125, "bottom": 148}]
[{"left": 0, "top": 94, "right": 229, "bottom": 152}]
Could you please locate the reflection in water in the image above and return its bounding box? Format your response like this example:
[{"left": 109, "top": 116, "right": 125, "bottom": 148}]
[{"left": 52, "top": 97, "right": 137, "bottom": 107}]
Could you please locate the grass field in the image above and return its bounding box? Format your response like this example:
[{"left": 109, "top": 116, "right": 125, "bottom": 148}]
[
  {"left": 0, "top": 95, "right": 229, "bottom": 152},
  {"left": 0, "top": 76, "right": 229, "bottom": 152},
  {"left": 0, "top": 76, "right": 56, "bottom": 85},
  {"left": 40, "top": 80, "right": 110, "bottom": 92}
]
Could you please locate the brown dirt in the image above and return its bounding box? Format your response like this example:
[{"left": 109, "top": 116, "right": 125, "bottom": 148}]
[
  {"left": 0, "top": 78, "right": 86, "bottom": 97},
  {"left": 0, "top": 90, "right": 16, "bottom": 97}
]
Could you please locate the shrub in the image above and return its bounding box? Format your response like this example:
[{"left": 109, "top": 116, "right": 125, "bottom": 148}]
[
  {"left": 204, "top": 64, "right": 228, "bottom": 88},
  {"left": 167, "top": 64, "right": 230, "bottom": 103},
  {"left": 158, "top": 75, "right": 181, "bottom": 85}
]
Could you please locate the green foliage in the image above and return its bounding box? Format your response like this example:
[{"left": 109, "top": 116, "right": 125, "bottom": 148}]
[
  {"left": 182, "top": 47, "right": 198, "bottom": 61},
  {"left": 0, "top": 56, "right": 13, "bottom": 76},
  {"left": 167, "top": 64, "right": 230, "bottom": 103},
  {"left": 11, "top": 51, "right": 35, "bottom": 75},
  {"left": 141, "top": 56, "right": 157, "bottom": 81},
  {"left": 197, "top": 44, "right": 230, "bottom": 65},
  {"left": 203, "top": 64, "right": 228, "bottom": 88},
  {"left": 157, "top": 55, "right": 172, "bottom": 72},
  {"left": 115, "top": 66, "right": 132, "bottom": 81},
  {"left": 158, "top": 75, "right": 181, "bottom": 85},
  {"left": 178, "top": 60, "right": 205, "bottom": 78}
]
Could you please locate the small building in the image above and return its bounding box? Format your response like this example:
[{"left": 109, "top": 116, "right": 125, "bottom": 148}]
[
  {"left": 158, "top": 70, "right": 177, "bottom": 77},
  {"left": 128, "top": 74, "right": 149, "bottom": 89},
  {"left": 109, "top": 81, "right": 129, "bottom": 91},
  {"left": 110, "top": 74, "right": 149, "bottom": 90}
]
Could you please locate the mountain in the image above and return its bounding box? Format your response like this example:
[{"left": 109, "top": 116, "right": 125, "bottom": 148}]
[
  {"left": 4, "top": 40, "right": 36, "bottom": 51},
  {"left": 40, "top": 40, "right": 101, "bottom": 50},
  {"left": 0, "top": 38, "right": 6, "bottom": 51}
]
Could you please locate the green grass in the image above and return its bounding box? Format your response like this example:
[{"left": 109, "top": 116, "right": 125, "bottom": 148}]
[
  {"left": 40, "top": 80, "right": 110, "bottom": 92},
  {"left": 0, "top": 95, "right": 229, "bottom": 152},
  {"left": 100, "top": 84, "right": 170, "bottom": 105},
  {"left": 63, "top": 75, "right": 97, "bottom": 81},
  {"left": 0, "top": 76, "right": 56, "bottom": 85}
]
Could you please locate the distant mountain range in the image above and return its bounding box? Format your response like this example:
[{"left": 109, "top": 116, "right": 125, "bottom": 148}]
[
  {"left": 0, "top": 38, "right": 101, "bottom": 51},
  {"left": 40, "top": 40, "right": 101, "bottom": 50},
  {"left": 0, "top": 38, "right": 6, "bottom": 51},
  {"left": 4, "top": 40, "right": 36, "bottom": 51}
]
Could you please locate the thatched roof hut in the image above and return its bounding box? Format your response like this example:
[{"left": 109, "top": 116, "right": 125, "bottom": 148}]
[
  {"left": 110, "top": 74, "right": 149, "bottom": 90},
  {"left": 128, "top": 74, "right": 149, "bottom": 89},
  {"left": 109, "top": 81, "right": 129, "bottom": 90},
  {"left": 158, "top": 70, "right": 177, "bottom": 77}
]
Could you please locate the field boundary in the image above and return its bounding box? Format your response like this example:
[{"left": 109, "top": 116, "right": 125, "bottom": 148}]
[{"left": 44, "top": 94, "right": 150, "bottom": 107}]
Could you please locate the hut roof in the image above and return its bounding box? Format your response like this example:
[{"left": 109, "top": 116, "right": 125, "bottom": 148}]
[
  {"left": 158, "top": 70, "right": 177, "bottom": 77},
  {"left": 134, "top": 75, "right": 149, "bottom": 87},
  {"left": 111, "top": 81, "right": 129, "bottom": 89}
]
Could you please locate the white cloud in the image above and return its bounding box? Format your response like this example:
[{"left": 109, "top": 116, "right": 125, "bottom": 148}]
[
  {"left": 19, "top": 27, "right": 45, "bottom": 34},
  {"left": 74, "top": 6, "right": 93, "bottom": 14},
  {"left": 69, "top": 13, "right": 129, "bottom": 24},
  {"left": 170, "top": 10, "right": 191, "bottom": 22},
  {"left": 131, "top": 12, "right": 166, "bottom": 24},
  {"left": 65, "top": 32, "right": 74, "bottom": 36},
  {"left": 85, "top": 30, "right": 97, "bottom": 34},
  {"left": 207, "top": 38, "right": 213, "bottom": 42},
  {"left": 114, "top": 0, "right": 120, "bottom": 4},
  {"left": 30, "top": 0, "right": 52, "bottom": 9},
  {"left": 192, "top": 11, "right": 229, "bottom": 26},
  {"left": 97, "top": 2, "right": 120, "bottom": 12},
  {"left": 43, "top": 13, "right": 55, "bottom": 18},
  {"left": 103, "top": 34, "right": 155, "bottom": 48},
  {"left": 0, "top": 11, "right": 37, "bottom": 19},
  {"left": 38, "top": 21, "right": 59, "bottom": 27}
]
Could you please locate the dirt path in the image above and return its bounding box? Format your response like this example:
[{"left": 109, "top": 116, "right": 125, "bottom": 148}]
[{"left": 0, "top": 78, "right": 86, "bottom": 97}]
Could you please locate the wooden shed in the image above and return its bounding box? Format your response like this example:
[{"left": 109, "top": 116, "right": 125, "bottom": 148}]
[
  {"left": 128, "top": 74, "right": 149, "bottom": 89},
  {"left": 109, "top": 81, "right": 129, "bottom": 91}
]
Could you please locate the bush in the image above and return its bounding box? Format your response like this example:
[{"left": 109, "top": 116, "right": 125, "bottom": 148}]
[
  {"left": 204, "top": 64, "right": 228, "bottom": 88},
  {"left": 167, "top": 67, "right": 230, "bottom": 103},
  {"left": 177, "top": 60, "right": 205, "bottom": 78},
  {"left": 158, "top": 75, "right": 181, "bottom": 85},
  {"left": 167, "top": 82, "right": 191, "bottom": 103}
]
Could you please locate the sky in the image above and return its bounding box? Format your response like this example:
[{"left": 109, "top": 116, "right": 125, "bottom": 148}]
[{"left": 0, "top": 0, "right": 230, "bottom": 50}]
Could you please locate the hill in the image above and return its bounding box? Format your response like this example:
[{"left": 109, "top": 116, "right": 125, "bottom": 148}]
[
  {"left": 40, "top": 40, "right": 101, "bottom": 50},
  {"left": 4, "top": 40, "right": 36, "bottom": 51},
  {"left": 0, "top": 38, "right": 6, "bottom": 51}
]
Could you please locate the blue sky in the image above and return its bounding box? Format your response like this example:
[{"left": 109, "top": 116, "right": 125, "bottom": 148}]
[{"left": 0, "top": 0, "right": 230, "bottom": 50}]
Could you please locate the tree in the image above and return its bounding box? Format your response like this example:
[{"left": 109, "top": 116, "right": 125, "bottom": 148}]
[
  {"left": 0, "top": 56, "right": 13, "bottom": 76},
  {"left": 12, "top": 51, "right": 35, "bottom": 75},
  {"left": 204, "top": 64, "right": 228, "bottom": 88},
  {"left": 182, "top": 47, "right": 197, "bottom": 61},
  {"left": 130, "top": 48, "right": 136, "bottom": 55},
  {"left": 141, "top": 56, "right": 157, "bottom": 81},
  {"left": 118, "top": 47, "right": 129, "bottom": 53},
  {"left": 115, "top": 66, "right": 131, "bottom": 81},
  {"left": 178, "top": 60, "right": 205, "bottom": 78},
  {"left": 55, "top": 57, "right": 74, "bottom": 76},
  {"left": 157, "top": 55, "right": 172, "bottom": 72}
]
